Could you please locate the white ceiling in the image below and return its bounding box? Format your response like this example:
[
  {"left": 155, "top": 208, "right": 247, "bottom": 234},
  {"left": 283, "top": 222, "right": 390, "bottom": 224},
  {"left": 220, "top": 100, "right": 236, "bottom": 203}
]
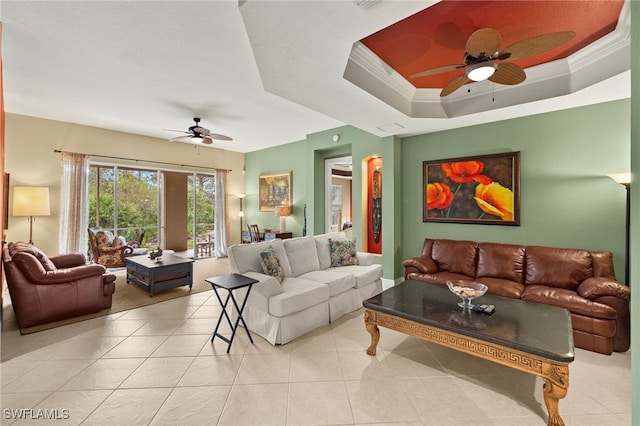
[{"left": 1, "top": 1, "right": 631, "bottom": 154}]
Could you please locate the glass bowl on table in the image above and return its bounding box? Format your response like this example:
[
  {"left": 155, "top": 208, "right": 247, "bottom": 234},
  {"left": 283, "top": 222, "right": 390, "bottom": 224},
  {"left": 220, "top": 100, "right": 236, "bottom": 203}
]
[{"left": 446, "top": 280, "right": 488, "bottom": 311}]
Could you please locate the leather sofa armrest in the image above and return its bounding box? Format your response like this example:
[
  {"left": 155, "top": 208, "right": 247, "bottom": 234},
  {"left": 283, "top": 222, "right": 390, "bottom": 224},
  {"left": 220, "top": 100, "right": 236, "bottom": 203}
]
[
  {"left": 13, "top": 252, "right": 109, "bottom": 284},
  {"left": 356, "top": 252, "right": 374, "bottom": 266},
  {"left": 402, "top": 256, "right": 438, "bottom": 274},
  {"left": 577, "top": 277, "right": 630, "bottom": 301},
  {"left": 50, "top": 253, "right": 88, "bottom": 269},
  {"left": 239, "top": 271, "right": 283, "bottom": 299}
]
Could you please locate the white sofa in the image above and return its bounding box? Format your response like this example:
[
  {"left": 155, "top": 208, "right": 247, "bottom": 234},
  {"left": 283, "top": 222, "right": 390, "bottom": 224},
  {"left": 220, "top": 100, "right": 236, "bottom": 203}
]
[{"left": 227, "top": 232, "right": 383, "bottom": 345}]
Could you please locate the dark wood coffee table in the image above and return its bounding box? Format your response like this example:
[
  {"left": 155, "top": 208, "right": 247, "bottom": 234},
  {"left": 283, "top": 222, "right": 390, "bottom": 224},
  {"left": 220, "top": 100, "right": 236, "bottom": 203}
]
[
  {"left": 363, "top": 280, "right": 574, "bottom": 426},
  {"left": 125, "top": 253, "right": 194, "bottom": 296}
]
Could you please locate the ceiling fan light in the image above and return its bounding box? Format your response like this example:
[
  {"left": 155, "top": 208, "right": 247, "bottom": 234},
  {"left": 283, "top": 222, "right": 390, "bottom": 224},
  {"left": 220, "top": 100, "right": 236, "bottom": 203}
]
[
  {"left": 191, "top": 136, "right": 203, "bottom": 143},
  {"left": 466, "top": 63, "right": 497, "bottom": 81}
]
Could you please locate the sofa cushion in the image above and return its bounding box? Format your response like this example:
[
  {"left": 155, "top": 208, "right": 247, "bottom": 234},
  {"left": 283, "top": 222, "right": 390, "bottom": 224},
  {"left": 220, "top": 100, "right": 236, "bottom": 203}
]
[
  {"left": 329, "top": 239, "right": 357, "bottom": 267},
  {"left": 331, "top": 264, "right": 383, "bottom": 288},
  {"left": 525, "top": 246, "right": 592, "bottom": 290},
  {"left": 9, "top": 242, "right": 57, "bottom": 271},
  {"left": 315, "top": 232, "right": 347, "bottom": 270},
  {"left": 475, "top": 277, "right": 524, "bottom": 299},
  {"left": 298, "top": 270, "right": 356, "bottom": 296},
  {"left": 431, "top": 239, "right": 477, "bottom": 277},
  {"left": 521, "top": 285, "right": 617, "bottom": 319},
  {"left": 229, "top": 240, "right": 292, "bottom": 277},
  {"left": 268, "top": 278, "right": 330, "bottom": 317},
  {"left": 476, "top": 242, "right": 525, "bottom": 283},
  {"left": 259, "top": 246, "right": 285, "bottom": 283},
  {"left": 284, "top": 237, "right": 320, "bottom": 277}
]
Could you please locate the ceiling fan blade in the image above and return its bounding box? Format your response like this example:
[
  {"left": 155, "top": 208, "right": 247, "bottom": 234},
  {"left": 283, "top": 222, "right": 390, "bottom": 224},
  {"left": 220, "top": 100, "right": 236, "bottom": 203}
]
[
  {"left": 440, "top": 74, "right": 472, "bottom": 97},
  {"left": 489, "top": 63, "right": 526, "bottom": 85},
  {"left": 201, "top": 136, "right": 214, "bottom": 145},
  {"left": 163, "top": 129, "right": 191, "bottom": 134},
  {"left": 410, "top": 64, "right": 466, "bottom": 78},
  {"left": 169, "top": 135, "right": 192, "bottom": 142},
  {"left": 209, "top": 133, "right": 233, "bottom": 141},
  {"left": 501, "top": 31, "right": 575, "bottom": 62},
  {"left": 466, "top": 28, "right": 501, "bottom": 58}
]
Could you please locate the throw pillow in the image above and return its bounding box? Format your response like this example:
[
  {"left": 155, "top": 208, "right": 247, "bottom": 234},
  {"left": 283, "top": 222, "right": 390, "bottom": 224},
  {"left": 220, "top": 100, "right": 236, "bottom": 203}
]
[
  {"left": 112, "top": 236, "right": 127, "bottom": 248},
  {"left": 329, "top": 238, "right": 357, "bottom": 267},
  {"left": 259, "top": 246, "right": 285, "bottom": 283}
]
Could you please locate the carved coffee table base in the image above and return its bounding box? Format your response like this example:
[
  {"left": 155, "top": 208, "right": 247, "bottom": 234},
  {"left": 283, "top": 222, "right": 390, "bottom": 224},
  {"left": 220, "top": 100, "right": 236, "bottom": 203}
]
[{"left": 364, "top": 309, "right": 570, "bottom": 426}]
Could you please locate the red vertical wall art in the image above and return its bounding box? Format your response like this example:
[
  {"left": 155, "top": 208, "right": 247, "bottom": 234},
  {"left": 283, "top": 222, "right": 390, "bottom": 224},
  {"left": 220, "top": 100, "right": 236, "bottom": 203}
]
[{"left": 366, "top": 157, "right": 382, "bottom": 254}]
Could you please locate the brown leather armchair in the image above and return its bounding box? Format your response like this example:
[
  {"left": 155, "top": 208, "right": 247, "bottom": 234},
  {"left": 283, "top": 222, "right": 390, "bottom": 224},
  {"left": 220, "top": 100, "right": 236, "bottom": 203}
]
[
  {"left": 88, "top": 227, "right": 146, "bottom": 268},
  {"left": 2, "top": 241, "right": 116, "bottom": 330}
]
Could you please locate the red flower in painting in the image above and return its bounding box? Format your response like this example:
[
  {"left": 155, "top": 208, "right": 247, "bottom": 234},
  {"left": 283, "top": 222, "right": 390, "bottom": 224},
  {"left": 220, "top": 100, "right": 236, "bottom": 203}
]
[
  {"left": 442, "top": 161, "right": 492, "bottom": 184},
  {"left": 427, "top": 182, "right": 454, "bottom": 210}
]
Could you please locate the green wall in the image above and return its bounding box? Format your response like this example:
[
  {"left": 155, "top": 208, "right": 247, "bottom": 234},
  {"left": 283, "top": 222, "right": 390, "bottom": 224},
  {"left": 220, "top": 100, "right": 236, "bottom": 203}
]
[
  {"left": 245, "top": 99, "right": 629, "bottom": 282},
  {"left": 402, "top": 99, "right": 630, "bottom": 279}
]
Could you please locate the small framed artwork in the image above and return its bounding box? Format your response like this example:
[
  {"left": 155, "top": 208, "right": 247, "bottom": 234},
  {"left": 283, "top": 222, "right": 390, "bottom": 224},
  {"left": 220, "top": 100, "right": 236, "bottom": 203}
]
[
  {"left": 423, "top": 152, "right": 520, "bottom": 225},
  {"left": 259, "top": 171, "right": 292, "bottom": 212}
]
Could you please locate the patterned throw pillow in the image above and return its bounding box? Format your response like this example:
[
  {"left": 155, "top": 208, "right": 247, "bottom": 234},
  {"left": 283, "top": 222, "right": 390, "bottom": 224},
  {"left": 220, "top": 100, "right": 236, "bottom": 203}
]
[
  {"left": 259, "top": 246, "right": 285, "bottom": 283},
  {"left": 329, "top": 238, "right": 357, "bottom": 267},
  {"left": 112, "top": 236, "right": 127, "bottom": 248}
]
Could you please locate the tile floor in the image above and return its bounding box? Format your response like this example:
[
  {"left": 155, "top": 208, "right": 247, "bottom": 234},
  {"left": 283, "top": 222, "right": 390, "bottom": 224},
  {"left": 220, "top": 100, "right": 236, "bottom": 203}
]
[{"left": 1, "top": 289, "right": 631, "bottom": 425}]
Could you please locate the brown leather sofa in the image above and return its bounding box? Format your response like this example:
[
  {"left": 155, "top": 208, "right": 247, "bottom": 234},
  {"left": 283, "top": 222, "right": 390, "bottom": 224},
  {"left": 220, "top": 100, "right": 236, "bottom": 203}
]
[
  {"left": 2, "top": 241, "right": 116, "bottom": 330},
  {"left": 403, "top": 238, "right": 631, "bottom": 355}
]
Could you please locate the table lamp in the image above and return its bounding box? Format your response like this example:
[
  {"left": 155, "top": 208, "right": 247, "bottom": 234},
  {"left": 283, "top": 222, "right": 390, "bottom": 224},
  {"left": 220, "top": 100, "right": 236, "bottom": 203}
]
[
  {"left": 13, "top": 186, "right": 50, "bottom": 245},
  {"left": 275, "top": 205, "right": 291, "bottom": 232}
]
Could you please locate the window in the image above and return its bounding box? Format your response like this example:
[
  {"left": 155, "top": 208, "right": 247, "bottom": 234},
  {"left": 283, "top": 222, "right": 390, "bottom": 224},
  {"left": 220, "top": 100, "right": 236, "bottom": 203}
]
[
  {"left": 331, "top": 184, "right": 342, "bottom": 230},
  {"left": 89, "top": 165, "right": 159, "bottom": 246}
]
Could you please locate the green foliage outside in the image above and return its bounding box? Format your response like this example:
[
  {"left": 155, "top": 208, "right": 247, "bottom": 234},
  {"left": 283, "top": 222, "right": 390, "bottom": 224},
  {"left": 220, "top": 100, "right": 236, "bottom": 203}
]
[{"left": 89, "top": 166, "right": 216, "bottom": 250}]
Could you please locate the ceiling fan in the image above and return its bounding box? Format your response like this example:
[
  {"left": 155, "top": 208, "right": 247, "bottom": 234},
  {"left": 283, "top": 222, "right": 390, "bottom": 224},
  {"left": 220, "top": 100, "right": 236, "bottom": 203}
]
[
  {"left": 410, "top": 28, "right": 575, "bottom": 97},
  {"left": 164, "top": 117, "right": 232, "bottom": 145}
]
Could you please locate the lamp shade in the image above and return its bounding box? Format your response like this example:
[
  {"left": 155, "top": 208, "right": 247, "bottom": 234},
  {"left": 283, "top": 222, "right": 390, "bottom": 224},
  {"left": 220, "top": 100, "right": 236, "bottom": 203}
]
[
  {"left": 608, "top": 172, "right": 631, "bottom": 185},
  {"left": 13, "top": 186, "right": 50, "bottom": 217},
  {"left": 275, "top": 205, "right": 291, "bottom": 217}
]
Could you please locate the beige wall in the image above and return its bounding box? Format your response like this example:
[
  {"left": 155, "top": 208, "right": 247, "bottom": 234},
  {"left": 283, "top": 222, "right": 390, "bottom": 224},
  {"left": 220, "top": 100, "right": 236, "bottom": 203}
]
[{"left": 5, "top": 113, "right": 245, "bottom": 255}]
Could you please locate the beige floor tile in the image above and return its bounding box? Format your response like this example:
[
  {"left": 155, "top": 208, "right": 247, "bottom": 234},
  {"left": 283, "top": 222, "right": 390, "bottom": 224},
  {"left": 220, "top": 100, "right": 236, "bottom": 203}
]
[
  {"left": 2, "top": 359, "right": 94, "bottom": 393},
  {"left": 187, "top": 304, "right": 221, "bottom": 319},
  {"left": 95, "top": 319, "right": 148, "bottom": 336},
  {"left": 218, "top": 383, "right": 288, "bottom": 425},
  {"left": 150, "top": 334, "right": 210, "bottom": 357},
  {"left": 1, "top": 391, "right": 52, "bottom": 418},
  {"left": 383, "top": 347, "right": 446, "bottom": 378},
  {"left": 178, "top": 355, "right": 243, "bottom": 386},
  {"left": 235, "top": 352, "right": 291, "bottom": 384},
  {"left": 346, "top": 378, "right": 422, "bottom": 424},
  {"left": 337, "top": 350, "right": 394, "bottom": 380},
  {"left": 290, "top": 350, "right": 343, "bottom": 382},
  {"left": 102, "top": 335, "right": 168, "bottom": 358},
  {"left": 150, "top": 385, "right": 231, "bottom": 425},
  {"left": 46, "top": 336, "right": 125, "bottom": 360},
  {"left": 173, "top": 318, "right": 218, "bottom": 335},
  {"left": 119, "top": 357, "right": 194, "bottom": 388},
  {"left": 60, "top": 358, "right": 145, "bottom": 390},
  {"left": 287, "top": 381, "right": 354, "bottom": 425},
  {"left": 291, "top": 325, "right": 336, "bottom": 352},
  {"left": 131, "top": 318, "right": 185, "bottom": 336},
  {"left": 81, "top": 388, "right": 172, "bottom": 426}
]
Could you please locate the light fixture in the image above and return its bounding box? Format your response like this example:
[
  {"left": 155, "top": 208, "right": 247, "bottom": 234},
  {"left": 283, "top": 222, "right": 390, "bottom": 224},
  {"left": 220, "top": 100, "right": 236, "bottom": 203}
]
[
  {"left": 332, "top": 134, "right": 340, "bottom": 142},
  {"left": 275, "top": 205, "right": 292, "bottom": 232},
  {"left": 608, "top": 173, "right": 631, "bottom": 285},
  {"left": 466, "top": 62, "right": 497, "bottom": 82},
  {"left": 237, "top": 194, "right": 246, "bottom": 243},
  {"left": 12, "top": 186, "right": 50, "bottom": 245},
  {"left": 191, "top": 136, "right": 203, "bottom": 143}
]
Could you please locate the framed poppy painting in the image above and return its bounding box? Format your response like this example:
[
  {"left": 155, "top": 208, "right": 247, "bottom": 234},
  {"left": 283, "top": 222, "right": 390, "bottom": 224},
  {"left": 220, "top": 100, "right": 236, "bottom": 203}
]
[{"left": 423, "top": 152, "right": 520, "bottom": 225}]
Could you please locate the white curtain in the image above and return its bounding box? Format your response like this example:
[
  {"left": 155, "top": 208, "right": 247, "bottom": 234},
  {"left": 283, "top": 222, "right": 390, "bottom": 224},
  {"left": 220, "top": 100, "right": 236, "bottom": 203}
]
[
  {"left": 213, "top": 169, "right": 229, "bottom": 258},
  {"left": 59, "top": 152, "right": 89, "bottom": 255}
]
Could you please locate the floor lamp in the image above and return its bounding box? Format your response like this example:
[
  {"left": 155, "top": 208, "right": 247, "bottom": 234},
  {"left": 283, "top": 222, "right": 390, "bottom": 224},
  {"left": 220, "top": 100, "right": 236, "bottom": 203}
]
[
  {"left": 12, "top": 186, "right": 50, "bottom": 245},
  {"left": 237, "top": 193, "right": 246, "bottom": 243},
  {"left": 609, "top": 173, "right": 631, "bottom": 285}
]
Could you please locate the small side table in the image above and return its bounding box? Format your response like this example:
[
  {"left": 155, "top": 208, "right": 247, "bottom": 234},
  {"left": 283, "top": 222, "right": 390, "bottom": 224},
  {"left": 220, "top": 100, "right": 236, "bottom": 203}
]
[{"left": 206, "top": 273, "right": 258, "bottom": 353}]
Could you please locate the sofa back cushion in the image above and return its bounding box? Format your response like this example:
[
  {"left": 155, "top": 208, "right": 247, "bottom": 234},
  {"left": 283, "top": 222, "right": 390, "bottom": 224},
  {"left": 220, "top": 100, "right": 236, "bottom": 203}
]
[
  {"left": 284, "top": 236, "right": 320, "bottom": 276},
  {"left": 314, "top": 232, "right": 347, "bottom": 270},
  {"left": 476, "top": 242, "right": 525, "bottom": 283},
  {"left": 525, "top": 245, "right": 592, "bottom": 290},
  {"left": 229, "top": 239, "right": 292, "bottom": 277},
  {"left": 431, "top": 239, "right": 477, "bottom": 277}
]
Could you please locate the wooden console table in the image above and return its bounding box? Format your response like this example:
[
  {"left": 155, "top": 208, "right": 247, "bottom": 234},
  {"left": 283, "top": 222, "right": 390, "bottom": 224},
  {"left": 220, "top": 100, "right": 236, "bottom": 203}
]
[{"left": 242, "top": 230, "right": 292, "bottom": 243}]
